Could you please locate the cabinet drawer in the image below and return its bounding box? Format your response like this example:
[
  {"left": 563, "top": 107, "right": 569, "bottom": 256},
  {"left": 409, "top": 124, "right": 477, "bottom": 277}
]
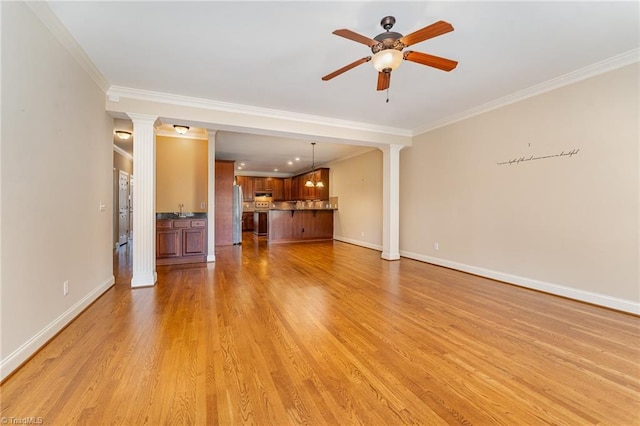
[
  {"left": 191, "top": 219, "right": 206, "bottom": 228},
  {"left": 156, "top": 220, "right": 173, "bottom": 229},
  {"left": 173, "top": 220, "right": 191, "bottom": 228}
]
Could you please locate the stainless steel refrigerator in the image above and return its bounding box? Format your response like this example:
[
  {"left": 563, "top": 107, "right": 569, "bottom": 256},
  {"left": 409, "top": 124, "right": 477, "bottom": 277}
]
[{"left": 232, "top": 184, "right": 243, "bottom": 244}]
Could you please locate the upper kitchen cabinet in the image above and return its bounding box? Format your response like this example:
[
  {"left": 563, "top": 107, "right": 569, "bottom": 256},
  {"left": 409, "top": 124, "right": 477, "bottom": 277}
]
[
  {"left": 272, "top": 178, "right": 285, "bottom": 201},
  {"left": 254, "top": 177, "right": 266, "bottom": 191},
  {"left": 283, "top": 178, "right": 292, "bottom": 201},
  {"left": 236, "top": 176, "right": 254, "bottom": 201}
]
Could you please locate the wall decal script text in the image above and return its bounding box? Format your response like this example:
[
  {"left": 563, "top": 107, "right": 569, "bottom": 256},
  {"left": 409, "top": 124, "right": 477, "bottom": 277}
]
[{"left": 497, "top": 149, "right": 580, "bottom": 166}]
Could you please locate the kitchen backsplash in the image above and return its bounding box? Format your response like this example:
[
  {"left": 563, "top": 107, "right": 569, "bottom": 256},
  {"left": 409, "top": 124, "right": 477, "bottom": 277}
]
[{"left": 243, "top": 197, "right": 338, "bottom": 212}]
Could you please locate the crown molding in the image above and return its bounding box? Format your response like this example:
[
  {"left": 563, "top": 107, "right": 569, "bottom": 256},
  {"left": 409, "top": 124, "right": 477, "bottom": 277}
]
[
  {"left": 413, "top": 48, "right": 640, "bottom": 136},
  {"left": 113, "top": 144, "right": 133, "bottom": 161},
  {"left": 26, "top": 2, "right": 109, "bottom": 93},
  {"left": 107, "top": 86, "right": 412, "bottom": 138}
]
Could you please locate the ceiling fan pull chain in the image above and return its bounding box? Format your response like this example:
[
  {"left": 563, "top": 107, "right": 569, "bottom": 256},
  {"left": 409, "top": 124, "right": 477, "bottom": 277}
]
[{"left": 386, "top": 88, "right": 390, "bottom": 103}]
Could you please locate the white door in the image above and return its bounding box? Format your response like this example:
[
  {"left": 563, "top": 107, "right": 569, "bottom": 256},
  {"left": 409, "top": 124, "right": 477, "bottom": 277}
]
[{"left": 118, "top": 170, "right": 129, "bottom": 245}]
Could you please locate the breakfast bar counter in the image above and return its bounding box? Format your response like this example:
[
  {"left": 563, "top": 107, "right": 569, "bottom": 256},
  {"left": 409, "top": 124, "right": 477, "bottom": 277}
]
[{"left": 267, "top": 209, "right": 334, "bottom": 243}]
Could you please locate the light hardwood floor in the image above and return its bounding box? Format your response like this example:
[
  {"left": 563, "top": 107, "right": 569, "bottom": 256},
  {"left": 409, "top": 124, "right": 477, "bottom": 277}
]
[{"left": 1, "top": 235, "right": 639, "bottom": 424}]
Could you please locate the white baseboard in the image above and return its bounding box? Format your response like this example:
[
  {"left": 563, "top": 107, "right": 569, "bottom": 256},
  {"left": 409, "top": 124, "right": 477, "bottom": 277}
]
[
  {"left": 333, "top": 236, "right": 383, "bottom": 252},
  {"left": 326, "top": 238, "right": 638, "bottom": 314},
  {"left": 400, "top": 250, "right": 640, "bottom": 315},
  {"left": 0, "top": 276, "right": 115, "bottom": 381},
  {"left": 207, "top": 254, "right": 216, "bottom": 262}
]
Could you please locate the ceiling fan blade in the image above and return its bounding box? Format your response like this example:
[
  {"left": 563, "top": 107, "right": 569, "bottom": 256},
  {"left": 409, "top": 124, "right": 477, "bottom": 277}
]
[
  {"left": 403, "top": 51, "right": 458, "bottom": 71},
  {"left": 333, "top": 29, "right": 379, "bottom": 47},
  {"left": 322, "top": 57, "right": 371, "bottom": 81},
  {"left": 399, "top": 20, "right": 454, "bottom": 47},
  {"left": 377, "top": 71, "right": 390, "bottom": 91}
]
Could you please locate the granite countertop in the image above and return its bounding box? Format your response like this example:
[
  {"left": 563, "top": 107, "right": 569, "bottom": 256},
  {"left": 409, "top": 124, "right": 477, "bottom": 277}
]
[
  {"left": 269, "top": 207, "right": 338, "bottom": 211},
  {"left": 156, "top": 212, "right": 207, "bottom": 220}
]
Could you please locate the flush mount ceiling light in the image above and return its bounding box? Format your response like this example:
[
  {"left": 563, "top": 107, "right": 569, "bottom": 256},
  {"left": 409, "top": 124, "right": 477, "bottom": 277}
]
[
  {"left": 304, "top": 142, "right": 324, "bottom": 188},
  {"left": 173, "top": 125, "right": 190, "bottom": 135},
  {"left": 115, "top": 130, "right": 132, "bottom": 140}
]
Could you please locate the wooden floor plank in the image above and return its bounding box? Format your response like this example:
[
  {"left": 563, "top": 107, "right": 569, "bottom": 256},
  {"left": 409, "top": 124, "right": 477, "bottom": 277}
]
[{"left": 1, "top": 234, "right": 639, "bottom": 424}]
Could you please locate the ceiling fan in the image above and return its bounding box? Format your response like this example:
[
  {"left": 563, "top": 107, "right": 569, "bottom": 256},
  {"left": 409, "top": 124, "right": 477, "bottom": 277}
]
[{"left": 322, "top": 16, "right": 458, "bottom": 91}]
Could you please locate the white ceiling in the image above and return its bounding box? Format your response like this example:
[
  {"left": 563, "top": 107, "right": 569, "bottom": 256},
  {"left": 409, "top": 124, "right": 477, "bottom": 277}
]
[{"left": 49, "top": 1, "right": 639, "bottom": 174}]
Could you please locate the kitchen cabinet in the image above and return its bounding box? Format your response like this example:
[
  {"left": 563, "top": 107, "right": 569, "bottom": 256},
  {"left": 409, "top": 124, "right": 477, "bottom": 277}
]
[
  {"left": 157, "top": 218, "right": 207, "bottom": 265},
  {"left": 254, "top": 177, "right": 266, "bottom": 191},
  {"left": 242, "top": 212, "right": 254, "bottom": 231},
  {"left": 236, "top": 176, "right": 254, "bottom": 201},
  {"left": 291, "top": 175, "right": 300, "bottom": 201},
  {"left": 253, "top": 211, "right": 268, "bottom": 236},
  {"left": 283, "top": 178, "right": 292, "bottom": 201},
  {"left": 272, "top": 178, "right": 284, "bottom": 200},
  {"left": 236, "top": 168, "right": 329, "bottom": 202},
  {"left": 216, "top": 160, "right": 234, "bottom": 246}
]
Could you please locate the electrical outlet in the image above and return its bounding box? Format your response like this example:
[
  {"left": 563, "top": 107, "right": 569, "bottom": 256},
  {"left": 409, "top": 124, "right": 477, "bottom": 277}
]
[
  {"left": 433, "top": 242, "right": 439, "bottom": 251},
  {"left": 63, "top": 280, "right": 69, "bottom": 296}
]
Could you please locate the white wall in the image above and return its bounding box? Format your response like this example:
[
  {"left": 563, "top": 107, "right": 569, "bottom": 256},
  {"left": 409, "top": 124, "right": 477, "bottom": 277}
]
[
  {"left": 400, "top": 63, "right": 639, "bottom": 312},
  {"left": 330, "top": 63, "right": 638, "bottom": 313},
  {"left": 330, "top": 149, "right": 383, "bottom": 250},
  {"left": 1, "top": 2, "right": 114, "bottom": 379}
]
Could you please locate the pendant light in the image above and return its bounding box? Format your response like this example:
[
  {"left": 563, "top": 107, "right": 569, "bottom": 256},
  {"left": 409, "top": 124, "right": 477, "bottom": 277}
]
[{"left": 304, "top": 142, "right": 324, "bottom": 188}]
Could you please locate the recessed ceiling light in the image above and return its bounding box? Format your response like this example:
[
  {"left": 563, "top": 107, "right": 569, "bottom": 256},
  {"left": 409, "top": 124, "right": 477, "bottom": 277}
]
[
  {"left": 240, "top": 162, "right": 246, "bottom": 166},
  {"left": 274, "top": 168, "right": 279, "bottom": 172},
  {"left": 295, "top": 157, "right": 300, "bottom": 161},
  {"left": 237, "top": 166, "right": 242, "bottom": 170},
  {"left": 287, "top": 161, "right": 293, "bottom": 165}
]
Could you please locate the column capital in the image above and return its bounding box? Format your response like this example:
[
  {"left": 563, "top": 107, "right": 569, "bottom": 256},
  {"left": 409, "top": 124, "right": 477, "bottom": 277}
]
[
  {"left": 379, "top": 144, "right": 405, "bottom": 154},
  {"left": 127, "top": 113, "right": 158, "bottom": 125}
]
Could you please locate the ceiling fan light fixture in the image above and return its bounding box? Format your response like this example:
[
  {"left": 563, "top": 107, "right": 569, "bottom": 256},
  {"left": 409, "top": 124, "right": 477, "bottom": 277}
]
[
  {"left": 372, "top": 49, "right": 403, "bottom": 72},
  {"left": 173, "top": 125, "right": 190, "bottom": 135},
  {"left": 115, "top": 130, "right": 132, "bottom": 140}
]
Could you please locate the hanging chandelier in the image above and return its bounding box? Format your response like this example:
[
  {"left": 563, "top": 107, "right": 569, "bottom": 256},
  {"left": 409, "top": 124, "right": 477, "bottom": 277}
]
[{"left": 304, "top": 142, "right": 324, "bottom": 188}]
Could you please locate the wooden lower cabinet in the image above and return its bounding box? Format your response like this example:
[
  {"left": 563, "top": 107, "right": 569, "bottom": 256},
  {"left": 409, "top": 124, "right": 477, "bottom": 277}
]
[
  {"left": 268, "top": 210, "right": 333, "bottom": 243},
  {"left": 242, "top": 212, "right": 254, "bottom": 231},
  {"left": 253, "top": 212, "right": 268, "bottom": 236},
  {"left": 157, "top": 218, "right": 207, "bottom": 265}
]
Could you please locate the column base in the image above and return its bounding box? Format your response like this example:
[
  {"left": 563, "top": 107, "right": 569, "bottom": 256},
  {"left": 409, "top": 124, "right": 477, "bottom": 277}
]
[
  {"left": 131, "top": 271, "right": 157, "bottom": 288},
  {"left": 381, "top": 251, "right": 400, "bottom": 261},
  {"left": 207, "top": 254, "right": 216, "bottom": 262}
]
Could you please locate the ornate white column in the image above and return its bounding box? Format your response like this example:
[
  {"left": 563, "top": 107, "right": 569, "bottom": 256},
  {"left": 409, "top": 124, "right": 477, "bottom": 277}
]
[
  {"left": 207, "top": 130, "right": 217, "bottom": 262},
  {"left": 129, "top": 113, "right": 158, "bottom": 287},
  {"left": 380, "top": 144, "right": 404, "bottom": 260}
]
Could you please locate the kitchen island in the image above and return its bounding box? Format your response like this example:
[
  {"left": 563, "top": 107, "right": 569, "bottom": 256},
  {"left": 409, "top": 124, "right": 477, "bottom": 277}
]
[{"left": 268, "top": 208, "right": 335, "bottom": 243}]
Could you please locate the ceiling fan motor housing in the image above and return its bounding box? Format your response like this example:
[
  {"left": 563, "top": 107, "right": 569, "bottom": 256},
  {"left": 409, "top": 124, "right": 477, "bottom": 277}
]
[{"left": 372, "top": 16, "right": 405, "bottom": 54}]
